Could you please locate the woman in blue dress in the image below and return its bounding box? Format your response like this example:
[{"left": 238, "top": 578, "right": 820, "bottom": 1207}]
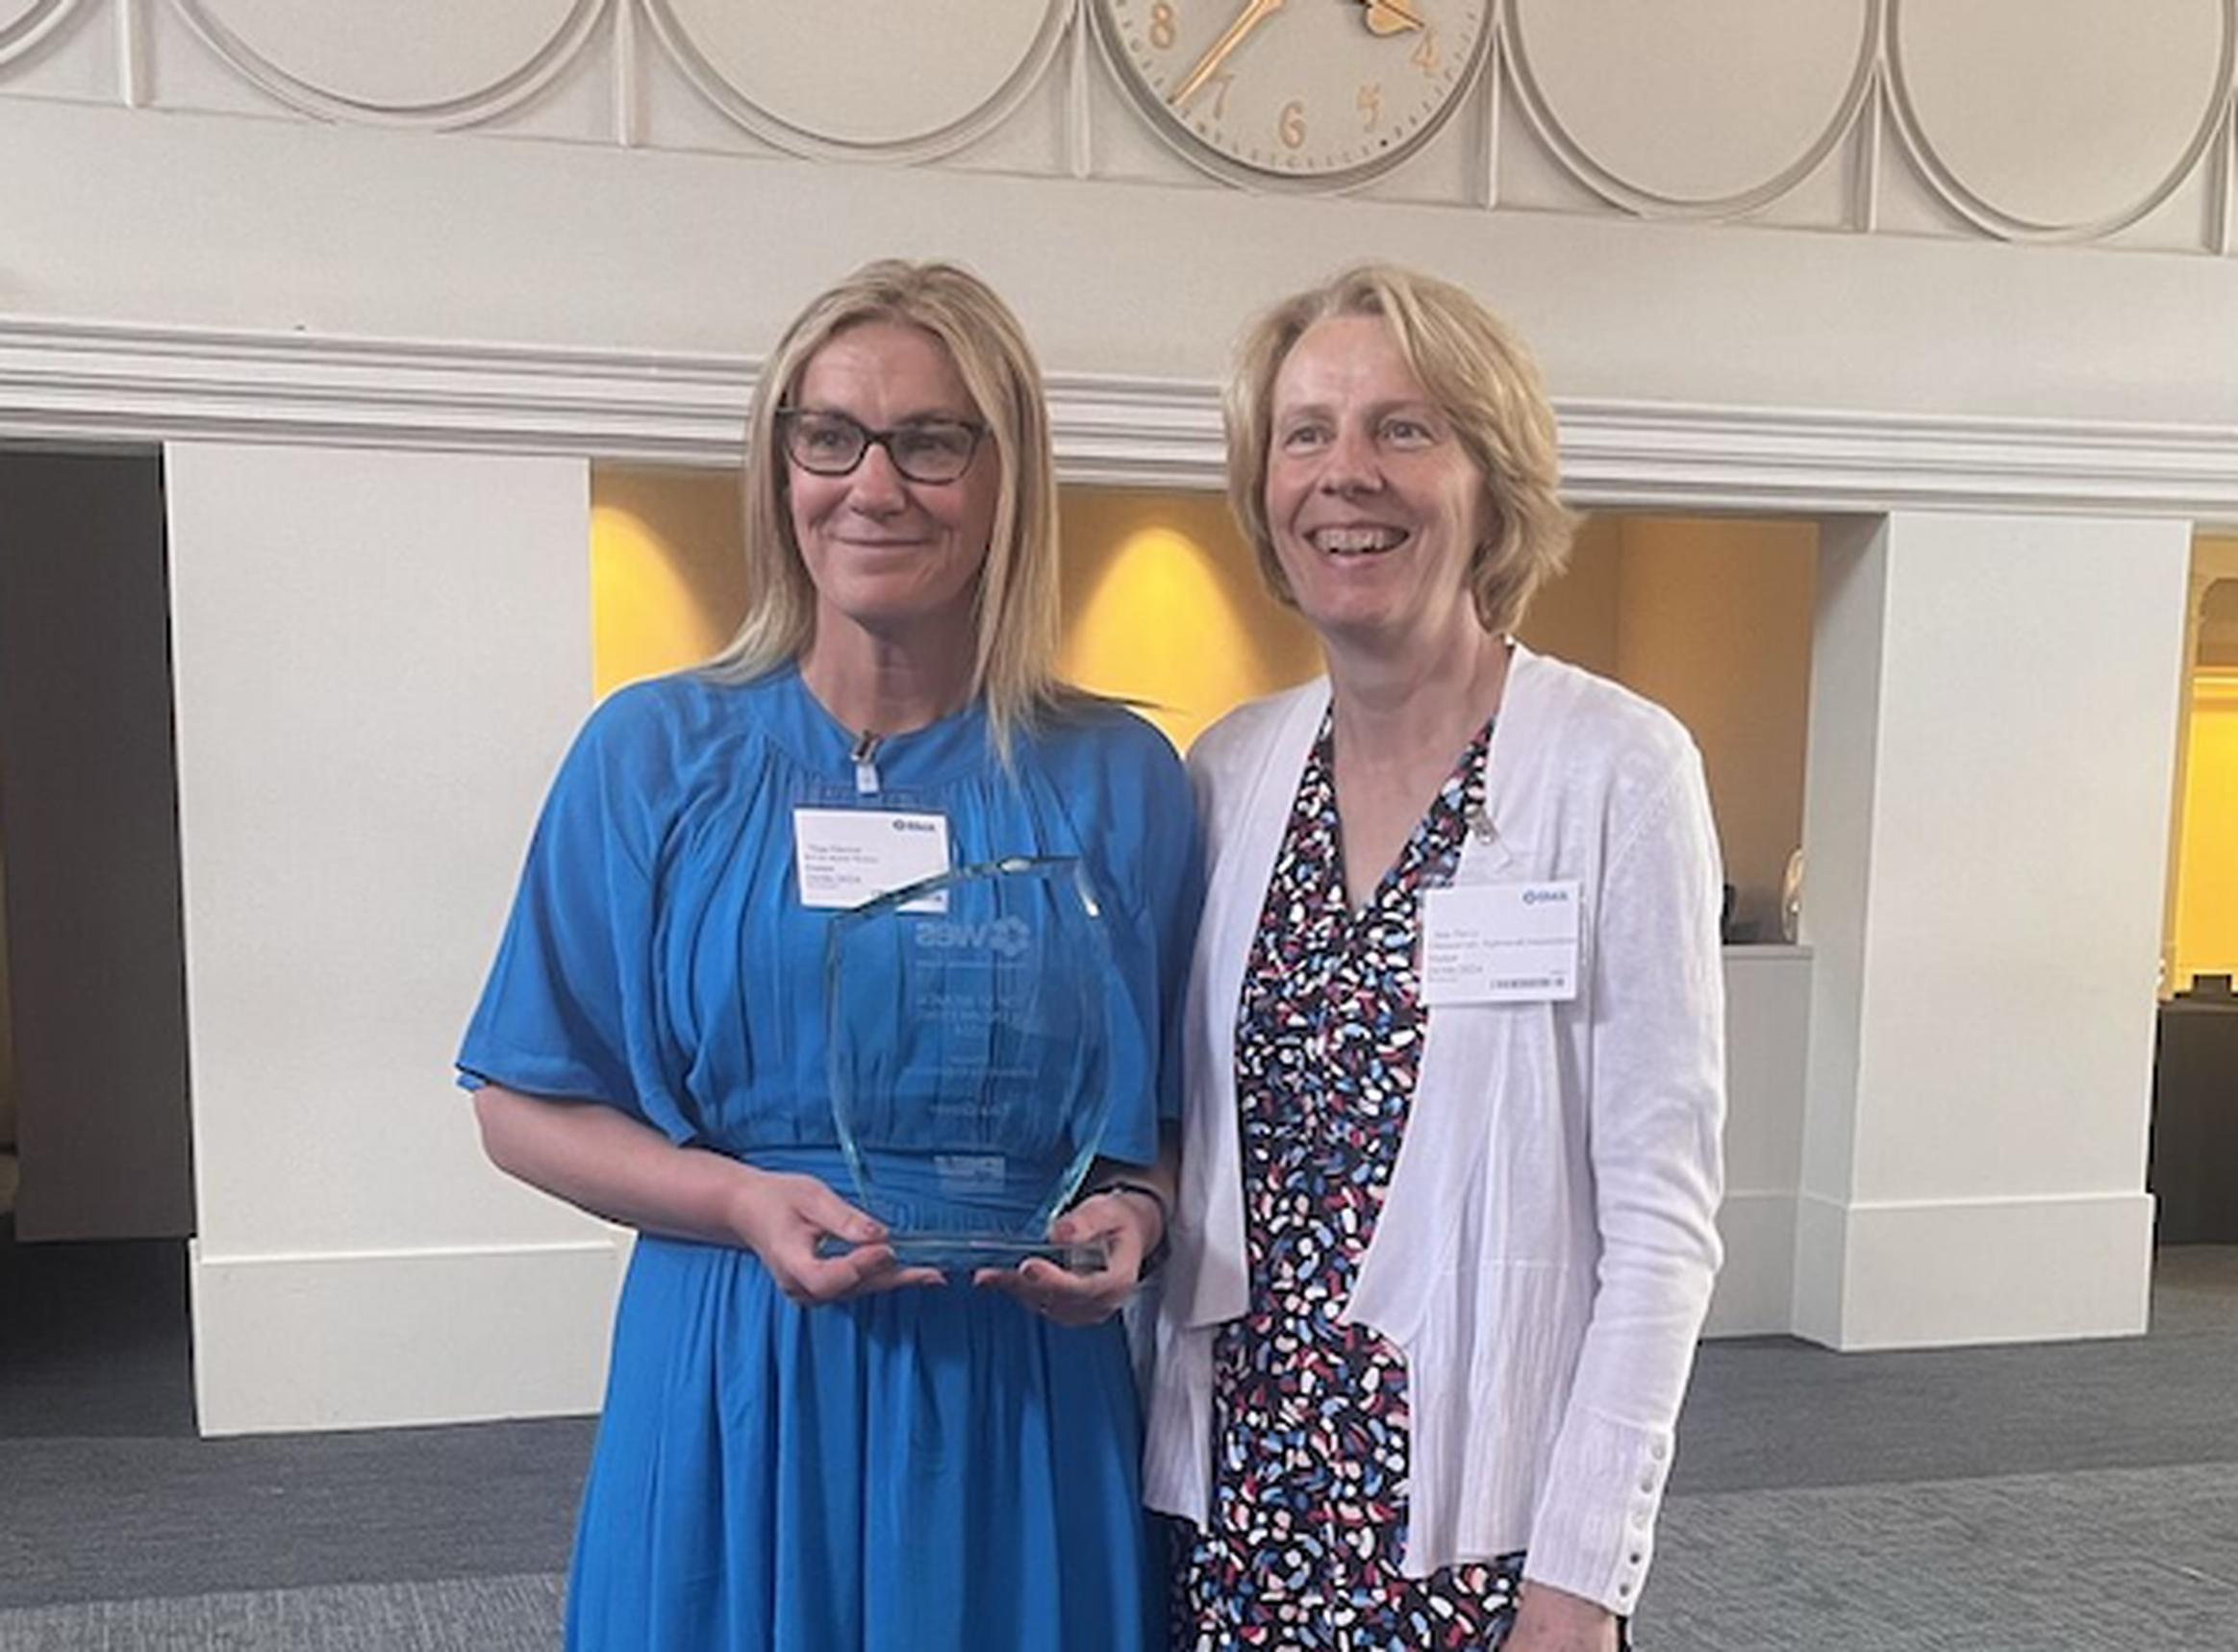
[{"left": 459, "top": 260, "right": 1197, "bottom": 1652}]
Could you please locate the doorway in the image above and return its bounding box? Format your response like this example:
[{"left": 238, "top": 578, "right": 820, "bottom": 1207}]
[
  {"left": 2152, "top": 537, "right": 2238, "bottom": 1245},
  {"left": 0, "top": 447, "right": 195, "bottom": 1437}
]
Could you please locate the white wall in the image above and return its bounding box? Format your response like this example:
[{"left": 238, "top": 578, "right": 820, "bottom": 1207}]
[
  {"left": 164, "top": 443, "right": 624, "bottom": 1432},
  {"left": 1, "top": 8, "right": 2237, "bottom": 430},
  {"left": 1794, "top": 513, "right": 2191, "bottom": 1348},
  {"left": 1705, "top": 947, "right": 1812, "bottom": 1338}
]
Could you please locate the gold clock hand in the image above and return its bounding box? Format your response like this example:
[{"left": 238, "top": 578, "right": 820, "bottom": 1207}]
[
  {"left": 1359, "top": 0, "right": 1422, "bottom": 35},
  {"left": 1172, "top": 0, "right": 1289, "bottom": 109}
]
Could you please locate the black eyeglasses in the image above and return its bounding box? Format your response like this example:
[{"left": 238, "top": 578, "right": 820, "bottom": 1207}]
[{"left": 776, "top": 408, "right": 988, "bottom": 485}]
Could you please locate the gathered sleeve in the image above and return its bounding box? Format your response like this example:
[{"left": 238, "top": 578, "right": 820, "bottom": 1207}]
[
  {"left": 1523, "top": 740, "right": 1727, "bottom": 1613},
  {"left": 456, "top": 686, "right": 695, "bottom": 1144},
  {"left": 1071, "top": 714, "right": 1204, "bottom": 1166}
]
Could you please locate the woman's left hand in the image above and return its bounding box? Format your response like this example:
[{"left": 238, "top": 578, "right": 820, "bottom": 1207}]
[
  {"left": 971, "top": 1189, "right": 1161, "bottom": 1326},
  {"left": 1503, "top": 1583, "right": 1619, "bottom": 1652}
]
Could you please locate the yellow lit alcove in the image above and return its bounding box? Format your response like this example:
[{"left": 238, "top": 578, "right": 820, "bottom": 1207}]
[
  {"left": 590, "top": 465, "right": 750, "bottom": 697},
  {"left": 585, "top": 467, "right": 1330, "bottom": 735},
  {"left": 589, "top": 468, "right": 1817, "bottom": 937},
  {"left": 1056, "top": 488, "right": 1321, "bottom": 751},
  {"left": 2166, "top": 537, "right": 2238, "bottom": 993}
]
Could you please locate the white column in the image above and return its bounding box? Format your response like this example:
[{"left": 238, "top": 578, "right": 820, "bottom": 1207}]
[
  {"left": 165, "top": 442, "right": 624, "bottom": 1434},
  {"left": 1792, "top": 513, "right": 2190, "bottom": 1349}
]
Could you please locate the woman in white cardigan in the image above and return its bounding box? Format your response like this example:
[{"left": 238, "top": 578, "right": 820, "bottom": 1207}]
[{"left": 1149, "top": 265, "right": 1725, "bottom": 1652}]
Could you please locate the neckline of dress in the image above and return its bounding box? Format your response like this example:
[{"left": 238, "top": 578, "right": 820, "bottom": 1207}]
[{"left": 756, "top": 661, "right": 993, "bottom": 788}]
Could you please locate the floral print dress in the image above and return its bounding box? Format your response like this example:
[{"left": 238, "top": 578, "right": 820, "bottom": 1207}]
[{"left": 1171, "top": 710, "right": 1537, "bottom": 1652}]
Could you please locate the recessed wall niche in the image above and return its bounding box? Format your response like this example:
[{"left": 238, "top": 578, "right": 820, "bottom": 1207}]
[
  {"left": 2167, "top": 546, "right": 2238, "bottom": 992},
  {"left": 589, "top": 466, "right": 1817, "bottom": 941}
]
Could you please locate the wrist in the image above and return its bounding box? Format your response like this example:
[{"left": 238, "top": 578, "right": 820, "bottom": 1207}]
[
  {"left": 724, "top": 1163, "right": 775, "bottom": 1247},
  {"left": 1074, "top": 1177, "right": 1170, "bottom": 1278}
]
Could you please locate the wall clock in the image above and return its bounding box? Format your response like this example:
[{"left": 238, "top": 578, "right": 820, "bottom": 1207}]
[{"left": 1094, "top": 0, "right": 1493, "bottom": 189}]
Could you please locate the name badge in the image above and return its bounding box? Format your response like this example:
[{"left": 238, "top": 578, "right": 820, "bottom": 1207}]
[
  {"left": 1421, "top": 880, "right": 1581, "bottom": 1005},
  {"left": 793, "top": 808, "right": 951, "bottom": 913}
]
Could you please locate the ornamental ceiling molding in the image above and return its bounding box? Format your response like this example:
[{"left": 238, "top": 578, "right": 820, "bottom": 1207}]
[
  {"left": 166, "top": 0, "right": 608, "bottom": 128},
  {"left": 638, "top": 0, "right": 1071, "bottom": 163},
  {"left": 1882, "top": 0, "right": 2238, "bottom": 242},
  {"left": 5, "top": 316, "right": 2238, "bottom": 520},
  {"left": 1500, "top": 0, "right": 2238, "bottom": 243},
  {"left": 1502, "top": 0, "right": 1882, "bottom": 218},
  {"left": 0, "top": 0, "right": 85, "bottom": 68}
]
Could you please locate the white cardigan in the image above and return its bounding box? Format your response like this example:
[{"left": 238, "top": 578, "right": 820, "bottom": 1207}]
[{"left": 1144, "top": 646, "right": 1726, "bottom": 1615}]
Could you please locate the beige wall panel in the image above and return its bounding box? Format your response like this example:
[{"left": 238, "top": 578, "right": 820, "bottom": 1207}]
[
  {"left": 0, "top": 0, "right": 114, "bottom": 110},
  {"left": 0, "top": 0, "right": 63, "bottom": 38},
  {"left": 0, "top": 0, "right": 73, "bottom": 53},
  {"left": 646, "top": 0, "right": 1066, "bottom": 154},
  {"left": 938, "top": 46, "right": 1077, "bottom": 180},
  {"left": 173, "top": 0, "right": 599, "bottom": 119},
  {"left": 1891, "top": 0, "right": 2230, "bottom": 232},
  {"left": 1508, "top": 0, "right": 1873, "bottom": 206},
  {"left": 630, "top": 20, "right": 783, "bottom": 159},
  {"left": 5, "top": 88, "right": 2235, "bottom": 431}
]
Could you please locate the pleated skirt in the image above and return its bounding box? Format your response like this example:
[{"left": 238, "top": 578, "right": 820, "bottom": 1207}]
[{"left": 565, "top": 1231, "right": 1159, "bottom": 1652}]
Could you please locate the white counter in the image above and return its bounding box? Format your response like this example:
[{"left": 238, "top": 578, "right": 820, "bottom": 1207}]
[{"left": 1704, "top": 945, "right": 1812, "bottom": 1338}]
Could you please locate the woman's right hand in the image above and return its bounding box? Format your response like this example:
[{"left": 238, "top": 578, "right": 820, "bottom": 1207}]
[{"left": 730, "top": 1166, "right": 946, "bottom": 1306}]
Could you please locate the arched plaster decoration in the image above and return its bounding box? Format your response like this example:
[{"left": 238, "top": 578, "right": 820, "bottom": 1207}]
[
  {"left": 1504, "top": 0, "right": 1878, "bottom": 217},
  {"left": 166, "top": 0, "right": 606, "bottom": 128},
  {"left": 641, "top": 0, "right": 1069, "bottom": 163},
  {"left": 0, "top": 0, "right": 86, "bottom": 69},
  {"left": 1887, "top": 0, "right": 2234, "bottom": 241}
]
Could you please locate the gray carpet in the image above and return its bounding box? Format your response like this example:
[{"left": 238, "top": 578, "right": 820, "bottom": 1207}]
[
  {"left": 0, "top": 1575, "right": 564, "bottom": 1652},
  {"left": 0, "top": 1233, "right": 192, "bottom": 1440},
  {"left": 1638, "top": 1461, "right": 2238, "bottom": 1651},
  {"left": 0, "top": 1421, "right": 591, "bottom": 1611},
  {"left": 3, "top": 1242, "right": 2235, "bottom": 1648},
  {"left": 1673, "top": 1253, "right": 2238, "bottom": 1495}
]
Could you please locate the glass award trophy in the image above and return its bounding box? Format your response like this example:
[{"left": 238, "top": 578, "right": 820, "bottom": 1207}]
[{"left": 823, "top": 855, "right": 1119, "bottom": 1274}]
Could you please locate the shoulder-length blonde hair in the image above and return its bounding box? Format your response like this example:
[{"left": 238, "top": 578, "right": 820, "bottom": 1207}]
[
  {"left": 703, "top": 259, "right": 1064, "bottom": 752},
  {"left": 1225, "top": 263, "right": 1573, "bottom": 637}
]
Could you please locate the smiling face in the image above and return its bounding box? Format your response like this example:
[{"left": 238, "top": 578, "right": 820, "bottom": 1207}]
[
  {"left": 786, "top": 319, "right": 999, "bottom": 656},
  {"left": 1263, "top": 314, "right": 1491, "bottom": 663}
]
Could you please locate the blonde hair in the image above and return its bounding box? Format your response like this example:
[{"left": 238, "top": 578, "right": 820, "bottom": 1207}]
[
  {"left": 1225, "top": 263, "right": 1573, "bottom": 636},
  {"left": 704, "top": 259, "right": 1064, "bottom": 752}
]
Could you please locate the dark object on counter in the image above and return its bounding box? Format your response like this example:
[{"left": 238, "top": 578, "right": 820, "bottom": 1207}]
[{"left": 2150, "top": 990, "right": 2238, "bottom": 1244}]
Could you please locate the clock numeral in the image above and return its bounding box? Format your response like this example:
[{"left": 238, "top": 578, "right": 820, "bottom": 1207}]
[
  {"left": 1411, "top": 25, "right": 1440, "bottom": 75},
  {"left": 1278, "top": 99, "right": 1306, "bottom": 150},
  {"left": 1210, "top": 69, "right": 1235, "bottom": 119},
  {"left": 1357, "top": 81, "right": 1382, "bottom": 132},
  {"left": 1149, "top": 1, "right": 1177, "bottom": 50}
]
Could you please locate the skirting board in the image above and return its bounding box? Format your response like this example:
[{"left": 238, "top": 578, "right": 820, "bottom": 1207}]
[
  {"left": 191, "top": 1237, "right": 627, "bottom": 1437},
  {"left": 1790, "top": 1189, "right": 2154, "bottom": 1352},
  {"left": 1702, "top": 1189, "right": 1798, "bottom": 1339}
]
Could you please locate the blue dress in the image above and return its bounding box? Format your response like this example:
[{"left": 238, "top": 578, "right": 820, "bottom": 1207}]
[{"left": 458, "top": 664, "right": 1200, "bottom": 1652}]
